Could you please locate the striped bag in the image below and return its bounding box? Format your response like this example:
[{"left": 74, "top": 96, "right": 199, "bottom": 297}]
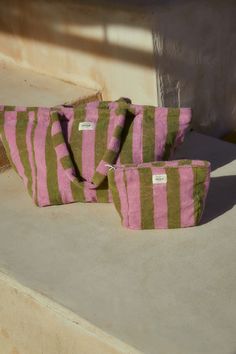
[
  {"left": 0, "top": 101, "right": 191, "bottom": 206},
  {"left": 108, "top": 160, "right": 211, "bottom": 229}
]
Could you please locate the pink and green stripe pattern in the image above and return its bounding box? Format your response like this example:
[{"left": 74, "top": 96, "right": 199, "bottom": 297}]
[
  {"left": 0, "top": 100, "right": 192, "bottom": 206},
  {"left": 0, "top": 102, "right": 128, "bottom": 206},
  {"left": 108, "top": 160, "right": 211, "bottom": 229}
]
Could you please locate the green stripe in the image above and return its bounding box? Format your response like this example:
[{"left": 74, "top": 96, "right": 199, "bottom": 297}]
[
  {"left": 52, "top": 132, "right": 65, "bottom": 147},
  {"left": 152, "top": 161, "right": 166, "bottom": 168},
  {"left": 103, "top": 149, "right": 117, "bottom": 164},
  {"left": 45, "top": 121, "right": 62, "bottom": 205},
  {"left": 60, "top": 155, "right": 74, "bottom": 170},
  {"left": 166, "top": 168, "right": 181, "bottom": 228},
  {"left": 0, "top": 112, "right": 17, "bottom": 171},
  {"left": 119, "top": 107, "right": 135, "bottom": 164},
  {"left": 3, "top": 106, "right": 18, "bottom": 112},
  {"left": 178, "top": 160, "right": 192, "bottom": 166},
  {"left": 142, "top": 106, "right": 155, "bottom": 162},
  {"left": 94, "top": 102, "right": 110, "bottom": 202},
  {"left": 138, "top": 168, "right": 154, "bottom": 229},
  {"left": 108, "top": 171, "right": 122, "bottom": 219},
  {"left": 163, "top": 108, "right": 180, "bottom": 160},
  {"left": 2, "top": 106, "right": 39, "bottom": 113},
  {"left": 70, "top": 106, "right": 85, "bottom": 202},
  {"left": 16, "top": 112, "right": 33, "bottom": 197},
  {"left": 96, "top": 180, "right": 110, "bottom": 203},
  {"left": 113, "top": 125, "right": 124, "bottom": 139},
  {"left": 193, "top": 167, "right": 208, "bottom": 224}
]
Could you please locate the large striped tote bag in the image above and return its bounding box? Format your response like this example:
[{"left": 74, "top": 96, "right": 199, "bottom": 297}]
[
  {"left": 0, "top": 101, "right": 191, "bottom": 206},
  {"left": 0, "top": 104, "right": 128, "bottom": 206},
  {"left": 108, "top": 160, "right": 211, "bottom": 229}
]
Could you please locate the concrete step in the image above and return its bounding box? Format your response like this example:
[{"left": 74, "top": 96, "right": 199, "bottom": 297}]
[
  {"left": 0, "top": 60, "right": 100, "bottom": 107},
  {"left": 0, "top": 133, "right": 236, "bottom": 354}
]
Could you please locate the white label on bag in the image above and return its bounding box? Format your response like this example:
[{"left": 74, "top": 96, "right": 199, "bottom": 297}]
[
  {"left": 79, "top": 122, "right": 95, "bottom": 131},
  {"left": 152, "top": 174, "right": 167, "bottom": 184}
]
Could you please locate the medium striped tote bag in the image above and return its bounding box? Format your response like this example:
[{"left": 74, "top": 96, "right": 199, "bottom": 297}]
[{"left": 108, "top": 160, "right": 211, "bottom": 229}]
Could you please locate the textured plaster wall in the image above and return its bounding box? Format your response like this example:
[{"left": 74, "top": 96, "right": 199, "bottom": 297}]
[{"left": 152, "top": 0, "right": 236, "bottom": 136}]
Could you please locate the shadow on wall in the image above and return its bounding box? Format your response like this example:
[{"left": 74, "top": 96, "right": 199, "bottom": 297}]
[
  {"left": 0, "top": 0, "right": 155, "bottom": 68},
  {"left": 201, "top": 175, "right": 236, "bottom": 225},
  {"left": 152, "top": 0, "right": 236, "bottom": 137},
  {"left": 0, "top": 0, "right": 235, "bottom": 136}
]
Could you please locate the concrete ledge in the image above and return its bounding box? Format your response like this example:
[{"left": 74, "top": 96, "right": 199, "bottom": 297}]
[
  {"left": 0, "top": 60, "right": 100, "bottom": 107},
  {"left": 0, "top": 272, "right": 140, "bottom": 354}
]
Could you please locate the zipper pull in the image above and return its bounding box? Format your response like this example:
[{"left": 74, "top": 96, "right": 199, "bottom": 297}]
[{"left": 105, "top": 164, "right": 116, "bottom": 171}]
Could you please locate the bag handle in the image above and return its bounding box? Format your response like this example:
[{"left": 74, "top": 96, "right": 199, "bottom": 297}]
[{"left": 50, "top": 105, "right": 127, "bottom": 190}]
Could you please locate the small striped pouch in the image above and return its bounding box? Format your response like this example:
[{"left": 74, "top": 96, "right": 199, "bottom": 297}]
[{"left": 108, "top": 160, "right": 211, "bottom": 230}]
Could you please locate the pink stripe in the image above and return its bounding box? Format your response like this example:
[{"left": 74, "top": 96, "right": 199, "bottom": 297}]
[
  {"left": 172, "top": 108, "right": 191, "bottom": 154},
  {"left": 164, "top": 161, "right": 179, "bottom": 167},
  {"left": 0, "top": 105, "right": 4, "bottom": 111},
  {"left": 132, "top": 105, "right": 143, "bottom": 163},
  {"left": 26, "top": 112, "right": 36, "bottom": 201},
  {"left": 82, "top": 102, "right": 99, "bottom": 202},
  {"left": 179, "top": 167, "right": 195, "bottom": 227},
  {"left": 67, "top": 110, "right": 75, "bottom": 142},
  {"left": 59, "top": 106, "right": 74, "bottom": 120},
  {"left": 114, "top": 170, "right": 129, "bottom": 227},
  {"left": 108, "top": 136, "right": 120, "bottom": 153},
  {"left": 154, "top": 108, "right": 168, "bottom": 160},
  {"left": 125, "top": 169, "right": 141, "bottom": 229},
  {"left": 108, "top": 189, "right": 113, "bottom": 203},
  {"left": 15, "top": 106, "right": 27, "bottom": 112},
  {"left": 96, "top": 160, "right": 109, "bottom": 176},
  {"left": 34, "top": 108, "right": 50, "bottom": 206},
  {"left": 64, "top": 167, "right": 77, "bottom": 182},
  {"left": 151, "top": 166, "right": 168, "bottom": 229},
  {"left": 192, "top": 160, "right": 206, "bottom": 167},
  {"left": 4, "top": 111, "right": 28, "bottom": 187},
  {"left": 51, "top": 120, "right": 62, "bottom": 136},
  {"left": 86, "top": 101, "right": 100, "bottom": 109},
  {"left": 55, "top": 143, "right": 69, "bottom": 159}
]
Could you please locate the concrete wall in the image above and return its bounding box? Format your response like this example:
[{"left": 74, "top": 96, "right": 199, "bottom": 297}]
[
  {"left": 0, "top": 0, "right": 235, "bottom": 136},
  {"left": 152, "top": 0, "right": 236, "bottom": 137}
]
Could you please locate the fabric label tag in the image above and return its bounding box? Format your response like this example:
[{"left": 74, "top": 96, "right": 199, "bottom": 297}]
[
  {"left": 152, "top": 174, "right": 167, "bottom": 184},
  {"left": 79, "top": 122, "right": 95, "bottom": 131}
]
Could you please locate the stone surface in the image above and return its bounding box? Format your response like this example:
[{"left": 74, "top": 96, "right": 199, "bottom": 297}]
[
  {"left": 0, "top": 273, "right": 139, "bottom": 354},
  {"left": 0, "top": 132, "right": 235, "bottom": 354},
  {"left": 0, "top": 60, "right": 100, "bottom": 107}
]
